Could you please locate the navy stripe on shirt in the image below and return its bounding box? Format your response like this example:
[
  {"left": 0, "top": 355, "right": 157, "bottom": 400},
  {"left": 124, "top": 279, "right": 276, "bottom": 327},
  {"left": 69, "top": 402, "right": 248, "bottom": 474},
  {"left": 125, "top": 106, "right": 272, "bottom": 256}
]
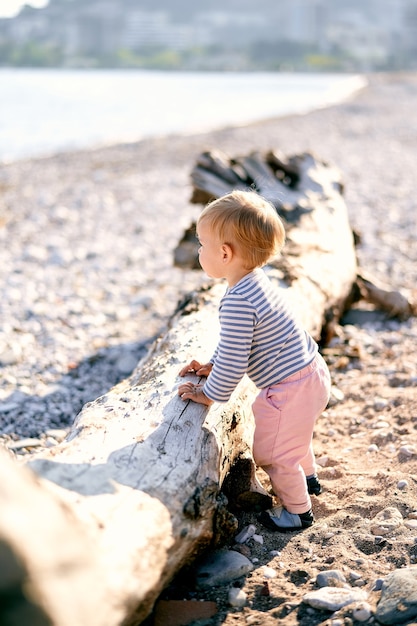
[{"left": 203, "top": 268, "right": 317, "bottom": 402}]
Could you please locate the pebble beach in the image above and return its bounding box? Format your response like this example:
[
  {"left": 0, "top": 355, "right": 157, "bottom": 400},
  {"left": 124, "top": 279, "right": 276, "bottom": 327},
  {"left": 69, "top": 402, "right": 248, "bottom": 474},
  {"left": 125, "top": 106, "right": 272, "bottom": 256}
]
[
  {"left": 0, "top": 71, "right": 416, "bottom": 445},
  {"left": 2, "top": 72, "right": 417, "bottom": 625}
]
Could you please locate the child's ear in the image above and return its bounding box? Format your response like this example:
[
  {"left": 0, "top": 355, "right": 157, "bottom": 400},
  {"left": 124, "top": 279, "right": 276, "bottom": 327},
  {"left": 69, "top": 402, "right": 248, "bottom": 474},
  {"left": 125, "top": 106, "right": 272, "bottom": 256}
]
[{"left": 221, "top": 243, "right": 233, "bottom": 261}]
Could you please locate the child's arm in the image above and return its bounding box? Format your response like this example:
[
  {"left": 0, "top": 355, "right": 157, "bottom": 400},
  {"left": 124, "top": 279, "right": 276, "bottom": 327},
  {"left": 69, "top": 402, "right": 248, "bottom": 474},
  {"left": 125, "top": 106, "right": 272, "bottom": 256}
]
[{"left": 178, "top": 360, "right": 213, "bottom": 377}]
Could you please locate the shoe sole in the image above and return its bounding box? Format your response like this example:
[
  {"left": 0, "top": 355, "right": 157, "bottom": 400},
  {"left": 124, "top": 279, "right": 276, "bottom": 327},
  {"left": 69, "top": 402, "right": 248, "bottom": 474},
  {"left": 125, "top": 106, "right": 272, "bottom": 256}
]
[{"left": 258, "top": 511, "right": 313, "bottom": 533}]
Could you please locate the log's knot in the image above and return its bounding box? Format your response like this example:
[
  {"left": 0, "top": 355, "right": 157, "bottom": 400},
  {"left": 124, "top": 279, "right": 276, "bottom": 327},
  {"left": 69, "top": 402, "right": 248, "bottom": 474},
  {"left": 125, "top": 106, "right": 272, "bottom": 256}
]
[
  {"left": 230, "top": 412, "right": 239, "bottom": 431},
  {"left": 213, "top": 492, "right": 239, "bottom": 546},
  {"left": 183, "top": 479, "right": 219, "bottom": 519},
  {"left": 183, "top": 481, "right": 238, "bottom": 546}
]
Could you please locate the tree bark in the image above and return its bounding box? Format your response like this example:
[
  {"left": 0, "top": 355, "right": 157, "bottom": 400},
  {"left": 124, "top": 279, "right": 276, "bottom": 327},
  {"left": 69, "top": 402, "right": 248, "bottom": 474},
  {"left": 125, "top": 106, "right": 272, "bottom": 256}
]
[{"left": 0, "top": 150, "right": 358, "bottom": 626}]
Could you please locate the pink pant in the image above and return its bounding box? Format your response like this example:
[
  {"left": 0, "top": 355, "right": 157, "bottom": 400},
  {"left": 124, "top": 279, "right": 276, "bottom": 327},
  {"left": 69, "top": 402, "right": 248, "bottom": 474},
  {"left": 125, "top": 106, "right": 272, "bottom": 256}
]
[{"left": 252, "top": 353, "right": 331, "bottom": 514}]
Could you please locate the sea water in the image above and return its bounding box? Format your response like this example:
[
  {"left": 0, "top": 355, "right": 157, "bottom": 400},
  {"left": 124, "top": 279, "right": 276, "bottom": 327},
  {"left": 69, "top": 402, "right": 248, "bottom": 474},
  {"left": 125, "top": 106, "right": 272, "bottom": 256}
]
[{"left": 0, "top": 68, "right": 366, "bottom": 163}]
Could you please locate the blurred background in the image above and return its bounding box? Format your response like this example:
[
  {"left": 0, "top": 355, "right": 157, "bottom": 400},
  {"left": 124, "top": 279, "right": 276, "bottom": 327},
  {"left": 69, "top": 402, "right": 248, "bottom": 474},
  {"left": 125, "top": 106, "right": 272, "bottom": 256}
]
[
  {"left": 1, "top": 0, "right": 416, "bottom": 72},
  {"left": 0, "top": 0, "right": 413, "bottom": 162}
]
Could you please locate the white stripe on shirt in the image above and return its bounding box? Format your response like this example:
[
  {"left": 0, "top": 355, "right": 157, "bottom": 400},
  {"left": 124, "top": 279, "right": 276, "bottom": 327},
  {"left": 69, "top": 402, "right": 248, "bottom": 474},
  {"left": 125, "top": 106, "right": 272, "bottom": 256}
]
[{"left": 203, "top": 268, "right": 317, "bottom": 402}]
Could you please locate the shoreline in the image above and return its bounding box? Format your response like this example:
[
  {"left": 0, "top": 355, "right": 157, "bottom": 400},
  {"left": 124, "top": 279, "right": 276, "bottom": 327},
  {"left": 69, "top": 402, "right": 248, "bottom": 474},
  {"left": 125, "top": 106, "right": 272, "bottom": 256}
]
[
  {"left": 0, "top": 71, "right": 367, "bottom": 166},
  {"left": 1, "top": 71, "right": 416, "bottom": 441}
]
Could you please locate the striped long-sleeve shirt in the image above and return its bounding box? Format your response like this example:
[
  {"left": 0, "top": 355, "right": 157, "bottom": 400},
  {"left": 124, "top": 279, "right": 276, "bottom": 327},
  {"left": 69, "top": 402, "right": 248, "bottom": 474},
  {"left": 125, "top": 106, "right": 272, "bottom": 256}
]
[{"left": 203, "top": 268, "right": 318, "bottom": 403}]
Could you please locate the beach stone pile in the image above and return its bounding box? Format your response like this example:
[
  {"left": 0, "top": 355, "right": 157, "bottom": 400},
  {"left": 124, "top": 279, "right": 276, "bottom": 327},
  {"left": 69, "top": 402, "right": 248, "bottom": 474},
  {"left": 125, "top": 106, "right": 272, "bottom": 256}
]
[{"left": 0, "top": 147, "right": 208, "bottom": 445}]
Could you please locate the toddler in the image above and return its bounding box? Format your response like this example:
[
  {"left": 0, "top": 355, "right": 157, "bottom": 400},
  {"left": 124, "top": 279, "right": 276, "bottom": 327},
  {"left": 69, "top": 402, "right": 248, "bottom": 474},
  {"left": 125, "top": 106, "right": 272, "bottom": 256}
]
[{"left": 178, "top": 190, "right": 331, "bottom": 531}]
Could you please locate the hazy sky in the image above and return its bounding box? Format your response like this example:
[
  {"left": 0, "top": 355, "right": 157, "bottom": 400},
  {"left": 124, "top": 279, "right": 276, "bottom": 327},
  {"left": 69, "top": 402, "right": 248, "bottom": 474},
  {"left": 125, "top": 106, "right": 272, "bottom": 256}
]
[{"left": 0, "top": 0, "right": 48, "bottom": 18}]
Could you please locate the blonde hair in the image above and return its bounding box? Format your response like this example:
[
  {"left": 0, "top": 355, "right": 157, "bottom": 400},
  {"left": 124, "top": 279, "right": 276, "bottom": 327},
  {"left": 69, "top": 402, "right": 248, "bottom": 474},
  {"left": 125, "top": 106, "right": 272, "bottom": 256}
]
[{"left": 198, "top": 190, "right": 286, "bottom": 269}]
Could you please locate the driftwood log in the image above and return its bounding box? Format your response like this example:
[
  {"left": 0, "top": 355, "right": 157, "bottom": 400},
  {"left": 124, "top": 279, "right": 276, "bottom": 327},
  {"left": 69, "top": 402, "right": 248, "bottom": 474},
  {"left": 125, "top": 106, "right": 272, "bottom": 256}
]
[
  {"left": 1, "top": 285, "right": 269, "bottom": 626},
  {"left": 177, "top": 149, "right": 359, "bottom": 342},
  {"left": 176, "top": 149, "right": 417, "bottom": 325},
  {"left": 1, "top": 149, "right": 413, "bottom": 626}
]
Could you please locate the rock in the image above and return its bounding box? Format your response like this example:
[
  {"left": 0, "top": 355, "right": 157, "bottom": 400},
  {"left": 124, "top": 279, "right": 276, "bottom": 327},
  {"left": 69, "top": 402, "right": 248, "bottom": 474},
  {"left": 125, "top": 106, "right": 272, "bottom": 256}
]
[
  {"left": 399, "top": 445, "right": 416, "bottom": 459},
  {"left": 234, "top": 524, "right": 257, "bottom": 544},
  {"left": 262, "top": 566, "right": 277, "bottom": 579},
  {"left": 376, "top": 568, "right": 417, "bottom": 624},
  {"left": 45, "top": 429, "right": 68, "bottom": 441},
  {"left": 6, "top": 438, "right": 43, "bottom": 451},
  {"left": 316, "top": 570, "right": 347, "bottom": 588},
  {"left": 303, "top": 587, "right": 368, "bottom": 611},
  {"left": 374, "top": 397, "right": 389, "bottom": 411},
  {"left": 232, "top": 543, "right": 251, "bottom": 559},
  {"left": 352, "top": 601, "right": 373, "bottom": 622},
  {"left": 404, "top": 519, "right": 417, "bottom": 530},
  {"left": 195, "top": 550, "right": 254, "bottom": 589},
  {"left": 228, "top": 587, "right": 247, "bottom": 608},
  {"left": 397, "top": 479, "right": 409, "bottom": 490},
  {"left": 370, "top": 506, "right": 403, "bottom": 535}
]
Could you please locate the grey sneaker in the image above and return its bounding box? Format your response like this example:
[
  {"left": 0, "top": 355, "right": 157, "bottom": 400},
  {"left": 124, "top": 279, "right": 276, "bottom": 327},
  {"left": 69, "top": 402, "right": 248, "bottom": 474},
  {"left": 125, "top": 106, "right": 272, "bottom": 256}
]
[{"left": 258, "top": 506, "right": 314, "bottom": 532}]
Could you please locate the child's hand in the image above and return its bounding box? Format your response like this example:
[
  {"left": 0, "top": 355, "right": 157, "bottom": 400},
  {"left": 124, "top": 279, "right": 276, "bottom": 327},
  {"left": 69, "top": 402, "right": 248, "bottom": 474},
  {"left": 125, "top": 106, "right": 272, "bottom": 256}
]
[
  {"left": 178, "top": 382, "right": 213, "bottom": 406},
  {"left": 179, "top": 360, "right": 213, "bottom": 377}
]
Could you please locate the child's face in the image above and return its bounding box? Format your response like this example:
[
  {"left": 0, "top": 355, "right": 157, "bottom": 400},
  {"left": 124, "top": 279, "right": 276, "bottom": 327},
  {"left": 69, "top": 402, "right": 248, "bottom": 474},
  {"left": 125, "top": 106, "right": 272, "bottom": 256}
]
[{"left": 196, "top": 220, "right": 226, "bottom": 280}]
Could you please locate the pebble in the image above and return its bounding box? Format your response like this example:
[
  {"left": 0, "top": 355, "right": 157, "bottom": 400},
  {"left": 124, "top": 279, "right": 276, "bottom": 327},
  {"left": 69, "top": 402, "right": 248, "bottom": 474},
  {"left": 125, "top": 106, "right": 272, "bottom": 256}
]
[
  {"left": 316, "top": 570, "right": 347, "bottom": 588},
  {"left": 235, "top": 524, "right": 257, "bottom": 544},
  {"left": 374, "top": 397, "right": 389, "bottom": 411},
  {"left": 399, "top": 445, "right": 416, "bottom": 458},
  {"left": 251, "top": 534, "right": 263, "bottom": 545},
  {"left": 397, "top": 479, "right": 408, "bottom": 490},
  {"left": 352, "top": 601, "right": 373, "bottom": 622},
  {"left": 262, "top": 566, "right": 277, "bottom": 579},
  {"left": 370, "top": 507, "right": 403, "bottom": 536},
  {"left": 194, "top": 550, "right": 254, "bottom": 589},
  {"left": 323, "top": 532, "right": 335, "bottom": 539},
  {"left": 404, "top": 519, "right": 417, "bottom": 530},
  {"left": 316, "top": 456, "right": 329, "bottom": 467},
  {"left": 6, "top": 437, "right": 43, "bottom": 450},
  {"left": 303, "top": 587, "right": 368, "bottom": 611},
  {"left": 228, "top": 587, "right": 247, "bottom": 608}
]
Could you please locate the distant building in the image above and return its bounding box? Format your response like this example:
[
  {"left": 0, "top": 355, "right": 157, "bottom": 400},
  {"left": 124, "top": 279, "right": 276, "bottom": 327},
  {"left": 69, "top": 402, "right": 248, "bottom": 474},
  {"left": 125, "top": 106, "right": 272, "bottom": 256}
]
[
  {"left": 7, "top": 5, "right": 50, "bottom": 45},
  {"left": 1, "top": 0, "right": 416, "bottom": 69},
  {"left": 327, "top": 13, "right": 390, "bottom": 69},
  {"left": 194, "top": 11, "right": 273, "bottom": 47},
  {"left": 404, "top": 1, "right": 417, "bottom": 64},
  {"left": 75, "top": 5, "right": 124, "bottom": 55},
  {"left": 282, "top": 0, "right": 325, "bottom": 44},
  {"left": 122, "top": 11, "right": 198, "bottom": 51}
]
